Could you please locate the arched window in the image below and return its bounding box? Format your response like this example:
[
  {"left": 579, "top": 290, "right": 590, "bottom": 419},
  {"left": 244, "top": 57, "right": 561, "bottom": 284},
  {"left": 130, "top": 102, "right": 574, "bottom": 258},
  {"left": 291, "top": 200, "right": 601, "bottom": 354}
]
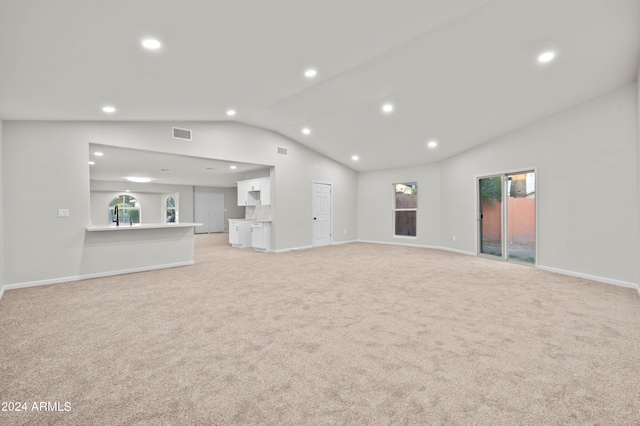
[
  {"left": 164, "top": 194, "right": 178, "bottom": 223},
  {"left": 108, "top": 194, "right": 141, "bottom": 224}
]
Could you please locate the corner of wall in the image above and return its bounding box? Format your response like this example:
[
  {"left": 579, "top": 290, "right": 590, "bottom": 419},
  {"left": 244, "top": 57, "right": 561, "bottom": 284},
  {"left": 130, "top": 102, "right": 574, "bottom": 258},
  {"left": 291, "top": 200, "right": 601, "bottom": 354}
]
[
  {"left": 0, "top": 118, "right": 4, "bottom": 289},
  {"left": 637, "top": 75, "right": 640, "bottom": 287}
]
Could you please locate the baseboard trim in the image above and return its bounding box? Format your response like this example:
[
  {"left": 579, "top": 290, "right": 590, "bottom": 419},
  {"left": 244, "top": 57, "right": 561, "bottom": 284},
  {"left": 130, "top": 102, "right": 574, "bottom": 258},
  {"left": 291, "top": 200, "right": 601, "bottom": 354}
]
[
  {"left": 357, "top": 239, "right": 476, "bottom": 256},
  {"left": 0, "top": 261, "right": 195, "bottom": 302},
  {"left": 332, "top": 240, "right": 358, "bottom": 246},
  {"left": 273, "top": 245, "right": 314, "bottom": 253},
  {"left": 356, "top": 240, "right": 639, "bottom": 295},
  {"left": 537, "top": 265, "right": 640, "bottom": 296},
  {"left": 275, "top": 240, "right": 358, "bottom": 253}
]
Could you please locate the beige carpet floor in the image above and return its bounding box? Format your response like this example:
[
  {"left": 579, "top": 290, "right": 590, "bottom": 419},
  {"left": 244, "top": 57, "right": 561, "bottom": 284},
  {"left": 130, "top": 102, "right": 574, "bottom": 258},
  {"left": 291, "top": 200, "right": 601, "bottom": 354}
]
[{"left": 1, "top": 233, "right": 639, "bottom": 425}]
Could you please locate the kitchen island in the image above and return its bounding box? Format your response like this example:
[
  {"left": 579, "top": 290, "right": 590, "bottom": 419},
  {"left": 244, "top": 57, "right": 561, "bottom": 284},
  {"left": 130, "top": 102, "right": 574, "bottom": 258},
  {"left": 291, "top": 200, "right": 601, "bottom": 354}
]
[{"left": 82, "top": 222, "right": 203, "bottom": 277}]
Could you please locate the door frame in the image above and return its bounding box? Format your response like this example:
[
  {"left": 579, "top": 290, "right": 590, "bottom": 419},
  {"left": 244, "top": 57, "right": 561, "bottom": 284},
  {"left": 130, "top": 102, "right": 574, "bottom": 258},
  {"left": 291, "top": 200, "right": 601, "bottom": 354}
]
[
  {"left": 475, "top": 167, "right": 538, "bottom": 267},
  {"left": 311, "top": 181, "right": 333, "bottom": 247}
]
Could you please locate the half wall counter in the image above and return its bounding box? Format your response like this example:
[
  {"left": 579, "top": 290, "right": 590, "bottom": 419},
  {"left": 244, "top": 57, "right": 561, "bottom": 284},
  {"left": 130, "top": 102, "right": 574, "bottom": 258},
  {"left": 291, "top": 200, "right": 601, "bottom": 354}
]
[{"left": 82, "top": 222, "right": 203, "bottom": 278}]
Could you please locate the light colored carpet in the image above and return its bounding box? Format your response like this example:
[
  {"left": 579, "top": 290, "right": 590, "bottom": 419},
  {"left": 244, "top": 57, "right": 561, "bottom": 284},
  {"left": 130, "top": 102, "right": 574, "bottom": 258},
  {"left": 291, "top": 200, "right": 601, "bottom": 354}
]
[{"left": 1, "top": 233, "right": 639, "bottom": 425}]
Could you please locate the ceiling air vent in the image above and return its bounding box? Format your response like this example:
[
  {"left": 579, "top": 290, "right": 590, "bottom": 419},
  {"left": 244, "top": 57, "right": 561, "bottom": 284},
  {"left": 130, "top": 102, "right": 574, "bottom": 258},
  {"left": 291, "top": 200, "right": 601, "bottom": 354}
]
[
  {"left": 172, "top": 127, "right": 192, "bottom": 141},
  {"left": 277, "top": 146, "right": 288, "bottom": 156}
]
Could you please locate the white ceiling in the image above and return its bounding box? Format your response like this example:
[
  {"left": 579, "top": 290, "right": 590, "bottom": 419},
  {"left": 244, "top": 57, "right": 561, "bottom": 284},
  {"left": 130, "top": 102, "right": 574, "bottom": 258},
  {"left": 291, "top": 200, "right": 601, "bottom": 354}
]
[
  {"left": 89, "top": 144, "right": 270, "bottom": 187},
  {"left": 1, "top": 0, "right": 639, "bottom": 172}
]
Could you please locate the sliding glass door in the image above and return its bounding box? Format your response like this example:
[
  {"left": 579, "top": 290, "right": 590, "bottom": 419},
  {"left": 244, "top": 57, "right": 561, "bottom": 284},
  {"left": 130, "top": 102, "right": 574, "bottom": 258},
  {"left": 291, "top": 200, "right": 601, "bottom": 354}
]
[
  {"left": 506, "top": 172, "right": 536, "bottom": 263},
  {"left": 479, "top": 176, "right": 503, "bottom": 257},
  {"left": 478, "top": 171, "right": 536, "bottom": 264}
]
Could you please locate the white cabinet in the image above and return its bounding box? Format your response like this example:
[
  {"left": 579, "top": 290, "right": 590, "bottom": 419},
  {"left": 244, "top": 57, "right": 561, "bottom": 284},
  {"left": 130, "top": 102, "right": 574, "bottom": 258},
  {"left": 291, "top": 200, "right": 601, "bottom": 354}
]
[
  {"left": 237, "top": 181, "right": 249, "bottom": 206},
  {"left": 251, "top": 221, "right": 271, "bottom": 252},
  {"left": 258, "top": 177, "right": 271, "bottom": 205},
  {"left": 228, "top": 220, "right": 251, "bottom": 248},
  {"left": 248, "top": 180, "right": 261, "bottom": 192},
  {"left": 237, "top": 177, "right": 271, "bottom": 206}
]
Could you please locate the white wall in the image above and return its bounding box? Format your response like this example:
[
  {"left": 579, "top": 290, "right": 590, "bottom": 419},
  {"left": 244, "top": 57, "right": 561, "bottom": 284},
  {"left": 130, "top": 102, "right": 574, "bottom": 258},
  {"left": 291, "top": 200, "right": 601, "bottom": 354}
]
[
  {"left": 357, "top": 163, "right": 441, "bottom": 247},
  {"left": 637, "top": 66, "right": 640, "bottom": 286},
  {"left": 2, "top": 121, "right": 357, "bottom": 285},
  {"left": 356, "top": 84, "right": 639, "bottom": 287},
  {"left": 0, "top": 119, "right": 4, "bottom": 288},
  {"left": 438, "top": 84, "right": 638, "bottom": 285},
  {"left": 194, "top": 185, "right": 243, "bottom": 230}
]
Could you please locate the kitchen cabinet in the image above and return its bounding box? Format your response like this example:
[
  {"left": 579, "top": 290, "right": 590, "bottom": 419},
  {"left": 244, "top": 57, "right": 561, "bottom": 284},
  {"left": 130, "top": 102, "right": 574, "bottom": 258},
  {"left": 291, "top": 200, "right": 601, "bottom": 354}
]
[
  {"left": 237, "top": 181, "right": 249, "bottom": 206},
  {"left": 228, "top": 220, "right": 251, "bottom": 248},
  {"left": 251, "top": 221, "right": 271, "bottom": 252},
  {"left": 237, "top": 177, "right": 271, "bottom": 206},
  {"left": 248, "top": 180, "right": 261, "bottom": 192}
]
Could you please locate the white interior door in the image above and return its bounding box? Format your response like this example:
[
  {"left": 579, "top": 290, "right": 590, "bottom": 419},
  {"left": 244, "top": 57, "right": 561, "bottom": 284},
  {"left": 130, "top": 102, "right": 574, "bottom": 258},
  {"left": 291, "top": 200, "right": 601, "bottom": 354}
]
[
  {"left": 194, "top": 192, "right": 224, "bottom": 233},
  {"left": 313, "top": 183, "right": 331, "bottom": 247}
]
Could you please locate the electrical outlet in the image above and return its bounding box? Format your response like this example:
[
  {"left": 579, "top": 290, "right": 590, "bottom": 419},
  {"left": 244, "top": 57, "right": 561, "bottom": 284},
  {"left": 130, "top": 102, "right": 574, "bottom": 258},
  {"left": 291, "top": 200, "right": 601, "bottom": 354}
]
[
  {"left": 58, "top": 209, "right": 69, "bottom": 218},
  {"left": 344, "top": 229, "right": 347, "bottom": 234},
  {"left": 452, "top": 236, "right": 456, "bottom": 242}
]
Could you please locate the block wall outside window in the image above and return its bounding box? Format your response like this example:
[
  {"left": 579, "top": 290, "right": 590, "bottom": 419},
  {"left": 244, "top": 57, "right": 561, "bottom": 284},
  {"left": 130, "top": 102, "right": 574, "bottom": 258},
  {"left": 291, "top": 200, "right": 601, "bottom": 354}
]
[{"left": 394, "top": 182, "right": 417, "bottom": 237}]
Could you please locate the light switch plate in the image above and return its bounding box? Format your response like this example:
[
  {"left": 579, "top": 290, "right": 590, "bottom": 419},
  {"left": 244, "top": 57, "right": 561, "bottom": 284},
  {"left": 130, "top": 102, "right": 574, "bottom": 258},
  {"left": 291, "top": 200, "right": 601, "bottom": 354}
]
[{"left": 58, "top": 209, "right": 70, "bottom": 218}]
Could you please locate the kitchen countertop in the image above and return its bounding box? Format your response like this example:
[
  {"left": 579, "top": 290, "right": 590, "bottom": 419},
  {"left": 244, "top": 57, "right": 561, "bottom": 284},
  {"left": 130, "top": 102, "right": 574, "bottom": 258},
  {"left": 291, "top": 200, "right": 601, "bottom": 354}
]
[
  {"left": 228, "top": 218, "right": 271, "bottom": 222},
  {"left": 86, "top": 222, "right": 203, "bottom": 232}
]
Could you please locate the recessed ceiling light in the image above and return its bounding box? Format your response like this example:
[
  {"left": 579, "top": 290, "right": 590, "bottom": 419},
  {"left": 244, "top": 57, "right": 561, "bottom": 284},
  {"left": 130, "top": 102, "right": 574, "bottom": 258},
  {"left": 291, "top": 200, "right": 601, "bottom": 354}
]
[
  {"left": 102, "top": 106, "right": 116, "bottom": 113},
  {"left": 125, "top": 177, "right": 153, "bottom": 183},
  {"left": 538, "top": 51, "right": 556, "bottom": 63},
  {"left": 88, "top": 161, "right": 95, "bottom": 165},
  {"left": 382, "top": 104, "right": 394, "bottom": 113},
  {"left": 427, "top": 140, "right": 438, "bottom": 148},
  {"left": 304, "top": 69, "right": 317, "bottom": 78},
  {"left": 142, "top": 39, "right": 162, "bottom": 50},
  {"left": 94, "top": 152, "right": 103, "bottom": 156},
  {"left": 302, "top": 127, "right": 311, "bottom": 135},
  {"left": 352, "top": 155, "right": 359, "bottom": 161},
  {"left": 226, "top": 109, "right": 236, "bottom": 116},
  {"left": 230, "top": 165, "right": 237, "bottom": 170}
]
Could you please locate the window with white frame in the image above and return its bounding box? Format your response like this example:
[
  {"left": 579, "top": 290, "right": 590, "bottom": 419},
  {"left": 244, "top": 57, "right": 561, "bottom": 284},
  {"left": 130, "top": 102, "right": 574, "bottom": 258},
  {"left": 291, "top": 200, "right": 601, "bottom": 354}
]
[
  {"left": 393, "top": 182, "right": 417, "bottom": 237},
  {"left": 164, "top": 193, "right": 178, "bottom": 223},
  {"left": 108, "top": 194, "right": 141, "bottom": 224}
]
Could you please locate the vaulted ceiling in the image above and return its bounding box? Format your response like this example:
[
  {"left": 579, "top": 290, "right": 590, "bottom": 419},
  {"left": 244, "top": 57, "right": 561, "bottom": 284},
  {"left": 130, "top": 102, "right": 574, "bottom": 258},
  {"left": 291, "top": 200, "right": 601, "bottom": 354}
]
[{"left": 1, "top": 0, "right": 638, "bottom": 172}]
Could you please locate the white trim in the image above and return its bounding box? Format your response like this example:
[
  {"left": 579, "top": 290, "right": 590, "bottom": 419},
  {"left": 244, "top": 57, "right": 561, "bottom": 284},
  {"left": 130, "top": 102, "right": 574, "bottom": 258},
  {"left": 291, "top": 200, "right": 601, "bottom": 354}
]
[
  {"left": 357, "top": 239, "right": 475, "bottom": 256},
  {"left": 357, "top": 239, "right": 639, "bottom": 295},
  {"left": 0, "top": 261, "right": 194, "bottom": 302},
  {"left": 332, "top": 240, "right": 358, "bottom": 246},
  {"left": 537, "top": 265, "right": 640, "bottom": 296},
  {"left": 273, "top": 245, "right": 314, "bottom": 253},
  {"left": 436, "top": 246, "right": 477, "bottom": 256}
]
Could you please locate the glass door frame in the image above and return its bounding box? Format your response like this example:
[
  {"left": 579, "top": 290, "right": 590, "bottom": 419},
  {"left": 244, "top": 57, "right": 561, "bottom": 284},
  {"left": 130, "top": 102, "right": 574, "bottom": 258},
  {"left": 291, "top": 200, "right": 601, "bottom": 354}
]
[{"left": 476, "top": 167, "right": 538, "bottom": 267}]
